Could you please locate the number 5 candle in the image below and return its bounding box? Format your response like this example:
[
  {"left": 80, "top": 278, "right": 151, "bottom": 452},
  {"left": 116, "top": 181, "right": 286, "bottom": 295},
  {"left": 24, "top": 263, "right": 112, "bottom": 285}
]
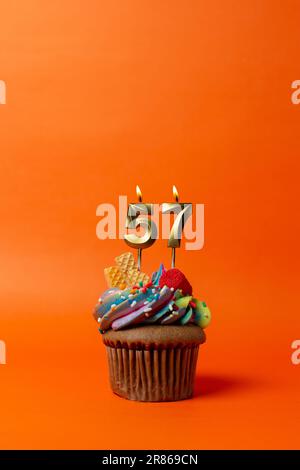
[{"left": 123, "top": 186, "right": 157, "bottom": 271}]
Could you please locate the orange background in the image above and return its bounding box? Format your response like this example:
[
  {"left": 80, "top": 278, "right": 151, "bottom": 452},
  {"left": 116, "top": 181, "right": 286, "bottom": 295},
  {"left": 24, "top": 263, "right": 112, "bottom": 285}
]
[{"left": 0, "top": 0, "right": 300, "bottom": 450}]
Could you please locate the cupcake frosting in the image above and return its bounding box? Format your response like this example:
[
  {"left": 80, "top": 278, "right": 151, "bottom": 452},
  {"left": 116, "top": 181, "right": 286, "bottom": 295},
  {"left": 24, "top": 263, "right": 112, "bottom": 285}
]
[{"left": 94, "top": 263, "right": 211, "bottom": 333}]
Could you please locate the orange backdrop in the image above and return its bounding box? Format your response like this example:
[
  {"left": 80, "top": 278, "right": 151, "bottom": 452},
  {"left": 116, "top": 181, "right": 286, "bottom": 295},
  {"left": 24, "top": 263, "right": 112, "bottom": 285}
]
[{"left": 0, "top": 0, "right": 300, "bottom": 450}]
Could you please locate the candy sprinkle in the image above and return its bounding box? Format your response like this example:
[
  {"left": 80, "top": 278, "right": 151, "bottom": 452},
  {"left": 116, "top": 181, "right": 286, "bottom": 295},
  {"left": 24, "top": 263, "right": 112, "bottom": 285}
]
[
  {"left": 139, "top": 281, "right": 143, "bottom": 287},
  {"left": 190, "top": 301, "right": 196, "bottom": 309},
  {"left": 131, "top": 301, "right": 137, "bottom": 307}
]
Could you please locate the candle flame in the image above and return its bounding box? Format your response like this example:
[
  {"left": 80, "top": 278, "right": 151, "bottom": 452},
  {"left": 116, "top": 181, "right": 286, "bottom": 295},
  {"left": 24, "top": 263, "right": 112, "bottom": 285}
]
[
  {"left": 136, "top": 185, "right": 142, "bottom": 202},
  {"left": 173, "top": 185, "right": 179, "bottom": 202}
]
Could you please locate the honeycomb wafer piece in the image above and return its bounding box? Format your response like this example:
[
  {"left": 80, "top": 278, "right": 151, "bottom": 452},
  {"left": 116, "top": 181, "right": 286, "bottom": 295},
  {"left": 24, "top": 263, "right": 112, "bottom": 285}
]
[
  {"left": 115, "top": 252, "right": 136, "bottom": 275},
  {"left": 126, "top": 268, "right": 150, "bottom": 286},
  {"left": 104, "top": 266, "right": 128, "bottom": 289}
]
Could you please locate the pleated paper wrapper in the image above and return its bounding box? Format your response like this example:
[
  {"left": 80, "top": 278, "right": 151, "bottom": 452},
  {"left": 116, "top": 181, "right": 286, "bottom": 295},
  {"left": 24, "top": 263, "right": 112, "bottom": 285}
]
[{"left": 105, "top": 344, "right": 200, "bottom": 402}]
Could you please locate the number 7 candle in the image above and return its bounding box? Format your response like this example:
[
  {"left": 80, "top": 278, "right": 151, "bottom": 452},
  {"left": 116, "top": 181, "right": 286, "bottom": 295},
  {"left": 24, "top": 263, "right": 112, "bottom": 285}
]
[{"left": 162, "top": 185, "right": 192, "bottom": 268}]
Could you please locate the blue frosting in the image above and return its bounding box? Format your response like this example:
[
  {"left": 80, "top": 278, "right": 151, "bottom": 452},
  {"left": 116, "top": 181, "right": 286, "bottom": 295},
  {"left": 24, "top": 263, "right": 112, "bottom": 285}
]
[{"left": 151, "top": 263, "right": 165, "bottom": 286}]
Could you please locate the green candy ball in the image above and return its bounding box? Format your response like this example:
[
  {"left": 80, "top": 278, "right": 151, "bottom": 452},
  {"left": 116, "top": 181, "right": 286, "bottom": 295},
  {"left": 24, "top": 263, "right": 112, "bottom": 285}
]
[{"left": 194, "top": 299, "right": 211, "bottom": 329}]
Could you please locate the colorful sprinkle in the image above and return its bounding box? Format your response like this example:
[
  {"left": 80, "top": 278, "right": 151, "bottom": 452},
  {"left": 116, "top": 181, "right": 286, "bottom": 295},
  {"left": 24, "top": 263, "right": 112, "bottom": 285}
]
[
  {"left": 131, "top": 300, "right": 137, "bottom": 307},
  {"left": 190, "top": 301, "right": 196, "bottom": 309}
]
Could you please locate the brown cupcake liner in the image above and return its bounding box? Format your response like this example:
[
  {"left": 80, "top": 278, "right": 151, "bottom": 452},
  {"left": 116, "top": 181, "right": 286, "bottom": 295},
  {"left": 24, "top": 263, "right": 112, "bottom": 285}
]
[{"left": 105, "top": 344, "right": 200, "bottom": 402}]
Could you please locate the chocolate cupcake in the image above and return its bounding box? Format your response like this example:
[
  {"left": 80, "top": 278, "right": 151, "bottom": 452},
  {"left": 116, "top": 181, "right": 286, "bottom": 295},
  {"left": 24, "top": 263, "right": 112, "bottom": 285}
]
[{"left": 93, "top": 253, "right": 211, "bottom": 402}]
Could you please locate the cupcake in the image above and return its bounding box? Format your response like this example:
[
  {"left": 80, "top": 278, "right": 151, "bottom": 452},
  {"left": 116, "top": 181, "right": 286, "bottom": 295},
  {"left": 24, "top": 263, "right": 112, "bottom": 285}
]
[{"left": 93, "top": 252, "right": 211, "bottom": 402}]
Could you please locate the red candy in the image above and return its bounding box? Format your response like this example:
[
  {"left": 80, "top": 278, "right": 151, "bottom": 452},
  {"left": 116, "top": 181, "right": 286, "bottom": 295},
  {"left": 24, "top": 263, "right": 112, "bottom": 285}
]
[
  {"left": 159, "top": 268, "right": 193, "bottom": 296},
  {"left": 145, "top": 281, "right": 153, "bottom": 288}
]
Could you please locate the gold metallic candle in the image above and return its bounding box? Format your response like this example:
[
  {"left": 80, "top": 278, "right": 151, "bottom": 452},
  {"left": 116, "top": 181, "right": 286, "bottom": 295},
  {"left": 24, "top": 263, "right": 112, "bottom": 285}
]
[
  {"left": 162, "top": 185, "right": 192, "bottom": 268},
  {"left": 136, "top": 184, "right": 142, "bottom": 203},
  {"left": 124, "top": 186, "right": 157, "bottom": 271},
  {"left": 136, "top": 185, "right": 143, "bottom": 270}
]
